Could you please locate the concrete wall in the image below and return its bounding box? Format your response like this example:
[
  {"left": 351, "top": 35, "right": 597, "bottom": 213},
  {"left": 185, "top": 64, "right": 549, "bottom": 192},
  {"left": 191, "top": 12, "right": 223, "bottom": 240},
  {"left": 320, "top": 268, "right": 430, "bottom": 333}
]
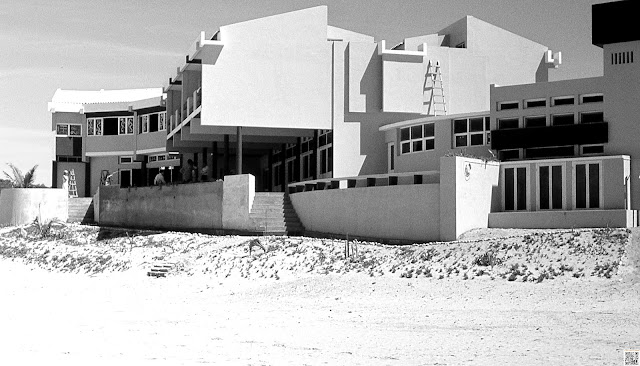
[
  {"left": 86, "top": 134, "right": 135, "bottom": 155},
  {"left": 0, "top": 188, "right": 68, "bottom": 226},
  {"left": 290, "top": 184, "right": 441, "bottom": 242},
  {"left": 136, "top": 130, "right": 167, "bottom": 152},
  {"left": 439, "top": 156, "right": 500, "bottom": 241},
  {"left": 221, "top": 174, "right": 255, "bottom": 231},
  {"left": 201, "top": 7, "right": 332, "bottom": 130},
  {"left": 489, "top": 209, "right": 636, "bottom": 229},
  {"left": 604, "top": 40, "right": 640, "bottom": 215},
  {"left": 97, "top": 182, "right": 223, "bottom": 231}
]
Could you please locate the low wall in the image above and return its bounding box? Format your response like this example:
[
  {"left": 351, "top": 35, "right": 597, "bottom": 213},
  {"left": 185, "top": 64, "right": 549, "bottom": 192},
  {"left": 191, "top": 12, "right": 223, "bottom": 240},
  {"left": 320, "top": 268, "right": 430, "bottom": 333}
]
[
  {"left": 222, "top": 174, "right": 256, "bottom": 231},
  {"left": 439, "top": 156, "right": 500, "bottom": 241},
  {"left": 489, "top": 209, "right": 637, "bottom": 229},
  {"left": 290, "top": 184, "right": 441, "bottom": 242},
  {"left": 0, "top": 188, "right": 68, "bottom": 226},
  {"left": 97, "top": 182, "right": 223, "bottom": 231}
]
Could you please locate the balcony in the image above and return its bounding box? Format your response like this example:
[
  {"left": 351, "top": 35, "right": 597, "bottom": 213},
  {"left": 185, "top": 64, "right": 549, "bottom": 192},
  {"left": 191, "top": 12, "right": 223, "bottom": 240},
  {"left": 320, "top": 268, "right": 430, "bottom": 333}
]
[
  {"left": 182, "top": 87, "right": 203, "bottom": 123},
  {"left": 491, "top": 122, "right": 608, "bottom": 150}
]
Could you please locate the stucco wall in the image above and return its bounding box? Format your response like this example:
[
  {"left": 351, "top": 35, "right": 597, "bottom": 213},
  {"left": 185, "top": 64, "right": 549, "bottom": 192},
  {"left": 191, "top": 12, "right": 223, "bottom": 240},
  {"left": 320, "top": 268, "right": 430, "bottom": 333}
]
[
  {"left": 489, "top": 209, "right": 636, "bottom": 229},
  {"left": 439, "top": 156, "right": 500, "bottom": 241},
  {"left": 0, "top": 188, "right": 68, "bottom": 226},
  {"left": 290, "top": 184, "right": 441, "bottom": 242},
  {"left": 201, "top": 6, "right": 331, "bottom": 130},
  {"left": 604, "top": 40, "right": 640, "bottom": 215},
  {"left": 97, "top": 182, "right": 223, "bottom": 231},
  {"left": 221, "top": 174, "right": 255, "bottom": 231}
]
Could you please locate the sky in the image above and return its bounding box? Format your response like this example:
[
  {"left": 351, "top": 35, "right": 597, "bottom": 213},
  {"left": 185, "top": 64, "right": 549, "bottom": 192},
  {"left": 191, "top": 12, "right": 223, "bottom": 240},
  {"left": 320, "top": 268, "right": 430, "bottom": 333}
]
[{"left": 0, "top": 0, "right": 605, "bottom": 186}]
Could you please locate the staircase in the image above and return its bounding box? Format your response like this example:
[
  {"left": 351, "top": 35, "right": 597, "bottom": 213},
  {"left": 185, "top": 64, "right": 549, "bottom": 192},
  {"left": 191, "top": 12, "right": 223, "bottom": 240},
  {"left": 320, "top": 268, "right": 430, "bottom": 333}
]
[
  {"left": 249, "top": 192, "right": 304, "bottom": 236},
  {"left": 68, "top": 197, "right": 94, "bottom": 224}
]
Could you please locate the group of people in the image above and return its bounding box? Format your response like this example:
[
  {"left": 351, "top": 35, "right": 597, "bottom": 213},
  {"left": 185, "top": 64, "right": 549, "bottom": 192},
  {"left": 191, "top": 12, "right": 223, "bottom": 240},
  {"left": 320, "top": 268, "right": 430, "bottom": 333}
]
[{"left": 153, "top": 159, "right": 209, "bottom": 186}]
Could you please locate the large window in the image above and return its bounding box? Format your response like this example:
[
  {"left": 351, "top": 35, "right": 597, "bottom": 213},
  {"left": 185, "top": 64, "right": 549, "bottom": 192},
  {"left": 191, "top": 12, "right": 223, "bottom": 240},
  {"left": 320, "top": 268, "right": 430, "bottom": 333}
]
[
  {"left": 453, "top": 117, "right": 489, "bottom": 147},
  {"left": 525, "top": 99, "right": 546, "bottom": 108},
  {"left": 56, "top": 123, "right": 81, "bottom": 136},
  {"left": 503, "top": 166, "right": 528, "bottom": 211},
  {"left": 580, "top": 93, "right": 604, "bottom": 104},
  {"left": 524, "top": 116, "right": 546, "bottom": 128},
  {"left": 538, "top": 164, "right": 564, "bottom": 210},
  {"left": 300, "top": 136, "right": 313, "bottom": 180},
  {"left": 574, "top": 162, "right": 601, "bottom": 209},
  {"left": 400, "top": 123, "right": 435, "bottom": 154},
  {"left": 552, "top": 114, "right": 574, "bottom": 126}
]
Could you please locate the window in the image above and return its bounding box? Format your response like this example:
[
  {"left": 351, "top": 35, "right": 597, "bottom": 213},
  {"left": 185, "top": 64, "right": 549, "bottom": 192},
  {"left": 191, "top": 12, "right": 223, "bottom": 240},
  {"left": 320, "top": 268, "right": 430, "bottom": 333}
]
[
  {"left": 580, "top": 111, "right": 604, "bottom": 124},
  {"left": 580, "top": 93, "right": 604, "bottom": 104},
  {"left": 581, "top": 144, "right": 604, "bottom": 155},
  {"left": 538, "top": 164, "right": 564, "bottom": 210},
  {"left": 56, "top": 123, "right": 81, "bottom": 136},
  {"left": 612, "top": 51, "right": 634, "bottom": 65},
  {"left": 524, "top": 116, "right": 546, "bottom": 128},
  {"left": 87, "top": 118, "right": 103, "bottom": 136},
  {"left": 301, "top": 136, "right": 313, "bottom": 179},
  {"left": 498, "top": 101, "right": 519, "bottom": 111},
  {"left": 118, "top": 117, "right": 134, "bottom": 135},
  {"left": 455, "top": 41, "right": 466, "bottom": 48},
  {"left": 159, "top": 112, "right": 166, "bottom": 131},
  {"left": 273, "top": 162, "right": 282, "bottom": 187},
  {"left": 499, "top": 149, "right": 520, "bottom": 161},
  {"left": 388, "top": 142, "right": 395, "bottom": 173},
  {"left": 497, "top": 118, "right": 519, "bottom": 129},
  {"left": 149, "top": 114, "right": 159, "bottom": 133},
  {"left": 148, "top": 155, "right": 157, "bottom": 163},
  {"left": 574, "top": 162, "right": 601, "bottom": 209},
  {"left": 552, "top": 114, "right": 574, "bottom": 126},
  {"left": 525, "top": 146, "right": 574, "bottom": 159},
  {"left": 103, "top": 117, "right": 119, "bottom": 136},
  {"left": 141, "top": 115, "right": 148, "bottom": 133},
  {"left": 319, "top": 147, "right": 333, "bottom": 174},
  {"left": 119, "top": 156, "right": 133, "bottom": 164},
  {"left": 552, "top": 96, "right": 575, "bottom": 106},
  {"left": 400, "top": 123, "right": 435, "bottom": 154},
  {"left": 453, "top": 116, "right": 490, "bottom": 147},
  {"left": 503, "top": 166, "right": 528, "bottom": 211},
  {"left": 525, "top": 99, "right": 546, "bottom": 108}
]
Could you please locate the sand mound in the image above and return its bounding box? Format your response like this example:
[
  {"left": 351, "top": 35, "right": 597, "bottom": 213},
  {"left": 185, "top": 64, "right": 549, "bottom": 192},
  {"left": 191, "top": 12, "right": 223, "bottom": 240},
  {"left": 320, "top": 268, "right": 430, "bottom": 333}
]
[{"left": 0, "top": 223, "right": 634, "bottom": 283}]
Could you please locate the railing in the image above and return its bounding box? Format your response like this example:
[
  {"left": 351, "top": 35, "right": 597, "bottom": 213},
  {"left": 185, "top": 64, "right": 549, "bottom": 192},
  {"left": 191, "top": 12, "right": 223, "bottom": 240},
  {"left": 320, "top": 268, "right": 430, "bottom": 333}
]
[
  {"left": 196, "top": 88, "right": 202, "bottom": 109},
  {"left": 287, "top": 170, "right": 440, "bottom": 194}
]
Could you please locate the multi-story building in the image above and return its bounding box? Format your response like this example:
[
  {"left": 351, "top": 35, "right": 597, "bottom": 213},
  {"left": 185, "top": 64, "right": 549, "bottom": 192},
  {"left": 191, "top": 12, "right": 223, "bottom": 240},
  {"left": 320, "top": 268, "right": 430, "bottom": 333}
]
[
  {"left": 48, "top": 88, "right": 177, "bottom": 197},
  {"left": 164, "top": 6, "right": 558, "bottom": 192},
  {"left": 483, "top": 0, "right": 639, "bottom": 228}
]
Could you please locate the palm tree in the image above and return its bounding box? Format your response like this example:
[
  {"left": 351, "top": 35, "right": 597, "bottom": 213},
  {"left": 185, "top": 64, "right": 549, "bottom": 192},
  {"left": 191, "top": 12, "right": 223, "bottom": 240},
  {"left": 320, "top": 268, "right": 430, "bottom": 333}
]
[{"left": 3, "top": 163, "right": 38, "bottom": 188}]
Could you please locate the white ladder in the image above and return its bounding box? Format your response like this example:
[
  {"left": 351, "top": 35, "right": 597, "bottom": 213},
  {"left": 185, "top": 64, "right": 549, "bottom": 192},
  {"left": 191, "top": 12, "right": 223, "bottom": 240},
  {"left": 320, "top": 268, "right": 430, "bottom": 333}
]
[
  {"left": 68, "top": 169, "right": 78, "bottom": 197},
  {"left": 424, "top": 60, "right": 447, "bottom": 116}
]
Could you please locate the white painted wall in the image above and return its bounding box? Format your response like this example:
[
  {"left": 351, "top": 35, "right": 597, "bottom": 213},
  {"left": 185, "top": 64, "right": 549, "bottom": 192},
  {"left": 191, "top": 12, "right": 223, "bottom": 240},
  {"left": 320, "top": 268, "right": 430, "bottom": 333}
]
[{"left": 0, "top": 188, "right": 68, "bottom": 226}]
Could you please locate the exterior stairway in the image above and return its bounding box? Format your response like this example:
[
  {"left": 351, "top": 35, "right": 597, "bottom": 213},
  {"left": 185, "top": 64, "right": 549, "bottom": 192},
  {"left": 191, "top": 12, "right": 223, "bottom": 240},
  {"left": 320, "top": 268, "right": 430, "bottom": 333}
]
[
  {"left": 68, "top": 197, "right": 94, "bottom": 224},
  {"left": 249, "top": 192, "right": 304, "bottom": 236}
]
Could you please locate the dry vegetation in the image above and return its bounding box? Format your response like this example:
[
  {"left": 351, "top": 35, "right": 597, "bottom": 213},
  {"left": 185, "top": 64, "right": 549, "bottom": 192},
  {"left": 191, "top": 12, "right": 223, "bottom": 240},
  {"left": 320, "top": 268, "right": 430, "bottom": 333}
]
[{"left": 0, "top": 223, "right": 632, "bottom": 283}]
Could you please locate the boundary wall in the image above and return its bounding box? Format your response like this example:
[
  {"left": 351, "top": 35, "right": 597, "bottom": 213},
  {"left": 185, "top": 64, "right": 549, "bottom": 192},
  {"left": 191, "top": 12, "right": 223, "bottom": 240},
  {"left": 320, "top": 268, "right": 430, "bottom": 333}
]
[
  {"left": 0, "top": 188, "right": 68, "bottom": 226},
  {"left": 96, "top": 174, "right": 256, "bottom": 232}
]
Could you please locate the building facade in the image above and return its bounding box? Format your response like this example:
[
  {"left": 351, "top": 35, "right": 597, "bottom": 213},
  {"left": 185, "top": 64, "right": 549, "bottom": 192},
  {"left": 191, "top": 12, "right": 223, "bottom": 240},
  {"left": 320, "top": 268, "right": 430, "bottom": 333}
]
[
  {"left": 164, "top": 6, "right": 556, "bottom": 192},
  {"left": 49, "top": 89, "right": 178, "bottom": 197}
]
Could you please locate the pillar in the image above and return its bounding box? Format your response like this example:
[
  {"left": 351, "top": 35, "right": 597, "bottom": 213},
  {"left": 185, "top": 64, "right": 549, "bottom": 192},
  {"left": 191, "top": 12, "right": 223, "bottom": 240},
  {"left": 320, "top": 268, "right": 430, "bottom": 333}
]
[{"left": 236, "top": 126, "right": 243, "bottom": 175}]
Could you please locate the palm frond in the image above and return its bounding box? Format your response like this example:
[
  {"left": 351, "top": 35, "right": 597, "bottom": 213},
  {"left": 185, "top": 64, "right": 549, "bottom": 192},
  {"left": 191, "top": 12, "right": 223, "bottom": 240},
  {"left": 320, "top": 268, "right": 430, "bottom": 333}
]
[
  {"left": 22, "top": 165, "right": 38, "bottom": 188},
  {"left": 3, "top": 163, "right": 24, "bottom": 188}
]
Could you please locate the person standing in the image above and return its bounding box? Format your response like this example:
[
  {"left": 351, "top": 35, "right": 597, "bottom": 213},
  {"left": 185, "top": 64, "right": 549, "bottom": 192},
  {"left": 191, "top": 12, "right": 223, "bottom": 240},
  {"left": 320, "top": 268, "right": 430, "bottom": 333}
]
[
  {"left": 62, "top": 170, "right": 69, "bottom": 196},
  {"left": 154, "top": 168, "right": 166, "bottom": 185},
  {"left": 181, "top": 159, "right": 195, "bottom": 183}
]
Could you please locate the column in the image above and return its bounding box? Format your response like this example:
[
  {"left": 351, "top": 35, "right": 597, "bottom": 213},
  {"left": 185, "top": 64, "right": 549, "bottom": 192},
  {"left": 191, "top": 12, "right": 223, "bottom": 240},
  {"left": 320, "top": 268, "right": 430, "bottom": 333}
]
[
  {"left": 236, "top": 126, "right": 243, "bottom": 175},
  {"left": 223, "top": 134, "right": 230, "bottom": 176}
]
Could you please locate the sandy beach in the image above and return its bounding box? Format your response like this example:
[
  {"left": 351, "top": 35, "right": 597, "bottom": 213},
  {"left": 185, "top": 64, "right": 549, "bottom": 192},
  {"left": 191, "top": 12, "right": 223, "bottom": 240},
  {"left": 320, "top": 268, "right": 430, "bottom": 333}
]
[{"left": 1, "top": 225, "right": 639, "bottom": 365}]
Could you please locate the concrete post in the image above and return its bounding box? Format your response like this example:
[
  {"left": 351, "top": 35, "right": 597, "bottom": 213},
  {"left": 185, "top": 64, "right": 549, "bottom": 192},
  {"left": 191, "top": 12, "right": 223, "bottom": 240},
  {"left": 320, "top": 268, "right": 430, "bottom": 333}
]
[{"left": 236, "top": 126, "right": 243, "bottom": 175}]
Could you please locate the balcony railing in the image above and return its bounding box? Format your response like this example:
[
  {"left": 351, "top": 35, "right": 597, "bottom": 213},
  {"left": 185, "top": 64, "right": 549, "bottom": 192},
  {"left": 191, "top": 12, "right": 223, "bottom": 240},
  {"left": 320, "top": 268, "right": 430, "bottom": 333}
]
[{"left": 287, "top": 170, "right": 440, "bottom": 194}]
